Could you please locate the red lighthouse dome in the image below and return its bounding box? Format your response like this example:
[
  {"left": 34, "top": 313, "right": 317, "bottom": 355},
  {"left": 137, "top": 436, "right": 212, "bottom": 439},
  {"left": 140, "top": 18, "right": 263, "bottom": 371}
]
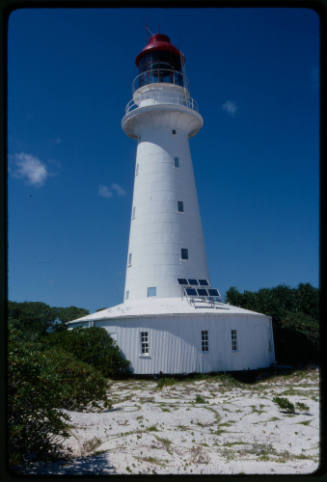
[{"left": 135, "top": 34, "right": 185, "bottom": 67}]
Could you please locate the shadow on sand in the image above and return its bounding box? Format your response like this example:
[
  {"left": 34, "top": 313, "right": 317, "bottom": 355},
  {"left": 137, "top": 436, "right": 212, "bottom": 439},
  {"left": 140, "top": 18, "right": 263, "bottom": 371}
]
[{"left": 12, "top": 452, "right": 115, "bottom": 476}]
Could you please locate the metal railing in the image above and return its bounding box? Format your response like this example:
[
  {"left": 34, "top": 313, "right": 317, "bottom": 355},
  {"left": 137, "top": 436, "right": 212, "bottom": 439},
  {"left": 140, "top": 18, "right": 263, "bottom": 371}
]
[
  {"left": 132, "top": 68, "right": 189, "bottom": 92},
  {"left": 125, "top": 95, "right": 199, "bottom": 114}
]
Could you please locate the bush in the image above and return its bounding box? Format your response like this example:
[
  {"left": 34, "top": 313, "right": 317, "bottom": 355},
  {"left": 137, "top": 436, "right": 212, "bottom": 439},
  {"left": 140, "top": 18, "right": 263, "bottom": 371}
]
[
  {"left": 8, "top": 328, "right": 111, "bottom": 467},
  {"left": 272, "top": 396, "right": 295, "bottom": 414},
  {"left": 43, "top": 327, "right": 130, "bottom": 378},
  {"left": 157, "top": 378, "right": 176, "bottom": 390},
  {"left": 195, "top": 394, "right": 206, "bottom": 404}
]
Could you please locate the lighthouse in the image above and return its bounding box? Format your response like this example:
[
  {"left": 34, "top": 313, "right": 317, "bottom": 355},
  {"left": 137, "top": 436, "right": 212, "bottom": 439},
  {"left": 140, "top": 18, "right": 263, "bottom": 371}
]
[
  {"left": 122, "top": 33, "right": 210, "bottom": 302},
  {"left": 68, "top": 33, "right": 275, "bottom": 375}
]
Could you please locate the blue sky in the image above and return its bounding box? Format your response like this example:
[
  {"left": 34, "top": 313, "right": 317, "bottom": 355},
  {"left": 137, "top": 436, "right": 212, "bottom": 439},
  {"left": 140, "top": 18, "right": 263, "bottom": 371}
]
[{"left": 8, "top": 7, "right": 319, "bottom": 312}]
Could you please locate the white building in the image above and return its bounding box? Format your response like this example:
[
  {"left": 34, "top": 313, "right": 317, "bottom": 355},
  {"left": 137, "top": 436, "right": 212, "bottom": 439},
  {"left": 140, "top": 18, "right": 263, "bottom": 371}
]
[{"left": 68, "top": 33, "right": 275, "bottom": 374}]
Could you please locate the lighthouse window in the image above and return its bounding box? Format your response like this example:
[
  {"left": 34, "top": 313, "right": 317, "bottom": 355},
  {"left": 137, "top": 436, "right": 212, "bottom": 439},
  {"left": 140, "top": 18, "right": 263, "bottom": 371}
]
[
  {"left": 174, "top": 157, "right": 180, "bottom": 167},
  {"left": 147, "top": 286, "right": 157, "bottom": 297},
  {"left": 128, "top": 253, "right": 132, "bottom": 266},
  {"left": 125, "top": 290, "right": 129, "bottom": 300},
  {"left": 172, "top": 129, "right": 176, "bottom": 135},
  {"left": 201, "top": 330, "right": 209, "bottom": 351},
  {"left": 132, "top": 206, "right": 136, "bottom": 219},
  {"left": 177, "top": 201, "right": 184, "bottom": 212},
  {"left": 181, "top": 248, "right": 189, "bottom": 260},
  {"left": 231, "top": 330, "right": 238, "bottom": 351},
  {"left": 140, "top": 331, "right": 149, "bottom": 355},
  {"left": 135, "top": 163, "right": 139, "bottom": 176}
]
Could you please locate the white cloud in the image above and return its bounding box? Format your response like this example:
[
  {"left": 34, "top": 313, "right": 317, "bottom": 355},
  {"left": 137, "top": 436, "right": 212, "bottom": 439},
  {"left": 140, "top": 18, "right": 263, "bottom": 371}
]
[
  {"left": 98, "top": 184, "right": 113, "bottom": 198},
  {"left": 111, "top": 183, "right": 126, "bottom": 197},
  {"left": 13, "top": 153, "right": 48, "bottom": 186},
  {"left": 98, "top": 183, "right": 126, "bottom": 199},
  {"left": 222, "top": 100, "right": 238, "bottom": 116}
]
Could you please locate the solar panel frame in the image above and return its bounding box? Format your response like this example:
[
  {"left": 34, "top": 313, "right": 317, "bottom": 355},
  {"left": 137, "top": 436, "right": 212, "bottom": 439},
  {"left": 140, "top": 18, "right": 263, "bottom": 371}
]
[
  {"left": 197, "top": 288, "right": 208, "bottom": 296},
  {"left": 185, "top": 287, "right": 197, "bottom": 296},
  {"left": 199, "top": 279, "right": 209, "bottom": 286},
  {"left": 178, "top": 278, "right": 188, "bottom": 285},
  {"left": 208, "top": 288, "right": 219, "bottom": 296},
  {"left": 188, "top": 279, "right": 198, "bottom": 285}
]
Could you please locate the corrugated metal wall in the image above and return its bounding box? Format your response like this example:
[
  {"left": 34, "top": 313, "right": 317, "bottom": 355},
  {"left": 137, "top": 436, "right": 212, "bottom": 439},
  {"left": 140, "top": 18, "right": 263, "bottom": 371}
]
[{"left": 78, "top": 314, "right": 275, "bottom": 374}]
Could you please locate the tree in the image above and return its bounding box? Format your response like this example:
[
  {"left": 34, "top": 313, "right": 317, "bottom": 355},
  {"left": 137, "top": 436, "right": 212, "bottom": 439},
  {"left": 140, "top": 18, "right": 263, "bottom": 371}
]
[
  {"left": 8, "top": 327, "right": 111, "bottom": 468},
  {"left": 43, "top": 327, "right": 131, "bottom": 377}
]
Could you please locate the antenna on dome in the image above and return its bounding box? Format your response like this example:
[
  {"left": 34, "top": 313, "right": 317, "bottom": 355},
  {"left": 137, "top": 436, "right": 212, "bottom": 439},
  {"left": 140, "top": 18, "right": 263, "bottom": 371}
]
[{"left": 145, "top": 25, "right": 154, "bottom": 36}]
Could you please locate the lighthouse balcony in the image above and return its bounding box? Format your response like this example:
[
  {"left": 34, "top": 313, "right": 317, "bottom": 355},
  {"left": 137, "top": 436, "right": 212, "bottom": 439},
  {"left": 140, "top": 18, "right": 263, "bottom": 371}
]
[{"left": 125, "top": 93, "right": 199, "bottom": 114}]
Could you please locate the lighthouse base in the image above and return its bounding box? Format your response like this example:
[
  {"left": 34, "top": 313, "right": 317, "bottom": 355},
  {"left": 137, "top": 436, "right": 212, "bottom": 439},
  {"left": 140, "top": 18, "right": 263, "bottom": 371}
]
[{"left": 68, "top": 298, "right": 275, "bottom": 375}]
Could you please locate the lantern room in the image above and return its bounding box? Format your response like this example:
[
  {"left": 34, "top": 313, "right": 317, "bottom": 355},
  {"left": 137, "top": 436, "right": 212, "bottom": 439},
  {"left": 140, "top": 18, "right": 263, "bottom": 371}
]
[{"left": 133, "top": 34, "right": 187, "bottom": 91}]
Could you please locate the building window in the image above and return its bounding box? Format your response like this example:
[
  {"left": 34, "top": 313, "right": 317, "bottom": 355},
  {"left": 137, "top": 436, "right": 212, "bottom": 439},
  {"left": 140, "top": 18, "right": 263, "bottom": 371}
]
[
  {"left": 125, "top": 290, "right": 129, "bottom": 300},
  {"left": 181, "top": 248, "right": 189, "bottom": 260},
  {"left": 174, "top": 157, "right": 179, "bottom": 167},
  {"left": 140, "top": 331, "right": 149, "bottom": 354},
  {"left": 147, "top": 286, "right": 157, "bottom": 297},
  {"left": 172, "top": 129, "right": 176, "bottom": 135},
  {"left": 201, "top": 330, "right": 209, "bottom": 351},
  {"left": 132, "top": 206, "right": 136, "bottom": 219},
  {"left": 89, "top": 321, "right": 94, "bottom": 328},
  {"left": 231, "top": 329, "right": 238, "bottom": 351},
  {"left": 128, "top": 253, "right": 132, "bottom": 266},
  {"left": 135, "top": 163, "right": 139, "bottom": 176},
  {"left": 177, "top": 201, "right": 184, "bottom": 212}
]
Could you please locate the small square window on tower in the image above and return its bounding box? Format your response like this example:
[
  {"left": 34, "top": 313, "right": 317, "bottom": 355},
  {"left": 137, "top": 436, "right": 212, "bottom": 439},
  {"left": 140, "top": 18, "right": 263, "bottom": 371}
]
[
  {"left": 181, "top": 248, "right": 189, "bottom": 260},
  {"left": 177, "top": 201, "right": 184, "bottom": 212},
  {"left": 132, "top": 206, "right": 136, "bottom": 219},
  {"left": 147, "top": 287, "right": 157, "bottom": 297},
  {"left": 135, "top": 163, "right": 139, "bottom": 176},
  {"left": 174, "top": 157, "right": 180, "bottom": 168},
  {"left": 128, "top": 253, "right": 132, "bottom": 266},
  {"left": 172, "top": 129, "right": 176, "bottom": 135},
  {"left": 125, "top": 290, "right": 129, "bottom": 300}
]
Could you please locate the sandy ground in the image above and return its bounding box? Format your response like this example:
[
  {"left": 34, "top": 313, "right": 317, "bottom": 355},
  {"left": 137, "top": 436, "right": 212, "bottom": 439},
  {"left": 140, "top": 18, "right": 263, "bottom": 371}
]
[{"left": 28, "top": 368, "right": 320, "bottom": 475}]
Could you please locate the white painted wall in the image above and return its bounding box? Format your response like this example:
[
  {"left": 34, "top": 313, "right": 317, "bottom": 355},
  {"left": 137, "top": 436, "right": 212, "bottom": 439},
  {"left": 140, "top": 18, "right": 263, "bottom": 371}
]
[
  {"left": 85, "top": 314, "right": 275, "bottom": 374},
  {"left": 122, "top": 84, "right": 208, "bottom": 301}
]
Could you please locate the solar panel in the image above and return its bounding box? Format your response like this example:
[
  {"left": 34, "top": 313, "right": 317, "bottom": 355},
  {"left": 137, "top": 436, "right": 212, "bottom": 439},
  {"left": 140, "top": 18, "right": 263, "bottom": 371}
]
[
  {"left": 208, "top": 289, "right": 219, "bottom": 296},
  {"left": 188, "top": 279, "right": 198, "bottom": 285},
  {"left": 185, "top": 287, "right": 197, "bottom": 296},
  {"left": 197, "top": 288, "right": 208, "bottom": 296},
  {"left": 178, "top": 278, "right": 188, "bottom": 285},
  {"left": 199, "top": 279, "right": 209, "bottom": 286}
]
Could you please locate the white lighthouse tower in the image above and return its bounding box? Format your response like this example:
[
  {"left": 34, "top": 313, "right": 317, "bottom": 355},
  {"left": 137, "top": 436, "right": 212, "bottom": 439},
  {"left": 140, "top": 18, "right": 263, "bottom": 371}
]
[
  {"left": 122, "top": 33, "right": 210, "bottom": 302},
  {"left": 68, "top": 33, "right": 275, "bottom": 375}
]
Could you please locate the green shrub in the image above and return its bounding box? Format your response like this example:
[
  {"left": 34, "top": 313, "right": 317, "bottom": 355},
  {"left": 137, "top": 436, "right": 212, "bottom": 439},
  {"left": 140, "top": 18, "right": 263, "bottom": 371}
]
[
  {"left": 272, "top": 397, "right": 295, "bottom": 414},
  {"left": 43, "top": 327, "right": 131, "bottom": 378},
  {"left": 295, "top": 402, "right": 309, "bottom": 411},
  {"left": 42, "top": 347, "right": 112, "bottom": 411},
  {"left": 157, "top": 377, "right": 176, "bottom": 390},
  {"left": 195, "top": 394, "right": 206, "bottom": 404},
  {"left": 8, "top": 328, "right": 111, "bottom": 468}
]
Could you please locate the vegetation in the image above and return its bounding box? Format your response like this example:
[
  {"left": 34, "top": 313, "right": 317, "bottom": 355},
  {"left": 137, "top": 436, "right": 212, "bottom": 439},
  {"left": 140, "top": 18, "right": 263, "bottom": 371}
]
[
  {"left": 43, "top": 327, "right": 130, "bottom": 378},
  {"left": 272, "top": 396, "right": 295, "bottom": 414},
  {"left": 8, "top": 300, "right": 130, "bottom": 469},
  {"left": 225, "top": 283, "right": 319, "bottom": 364},
  {"left": 157, "top": 377, "right": 176, "bottom": 390}
]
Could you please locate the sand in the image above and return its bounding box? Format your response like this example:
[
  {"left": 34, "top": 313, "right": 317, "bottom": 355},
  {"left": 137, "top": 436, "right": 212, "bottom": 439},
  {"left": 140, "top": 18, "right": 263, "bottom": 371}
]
[{"left": 27, "top": 368, "right": 320, "bottom": 475}]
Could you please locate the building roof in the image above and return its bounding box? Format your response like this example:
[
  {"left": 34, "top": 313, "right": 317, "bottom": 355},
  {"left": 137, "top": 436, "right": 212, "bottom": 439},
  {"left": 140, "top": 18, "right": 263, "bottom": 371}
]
[{"left": 67, "top": 297, "right": 269, "bottom": 324}]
